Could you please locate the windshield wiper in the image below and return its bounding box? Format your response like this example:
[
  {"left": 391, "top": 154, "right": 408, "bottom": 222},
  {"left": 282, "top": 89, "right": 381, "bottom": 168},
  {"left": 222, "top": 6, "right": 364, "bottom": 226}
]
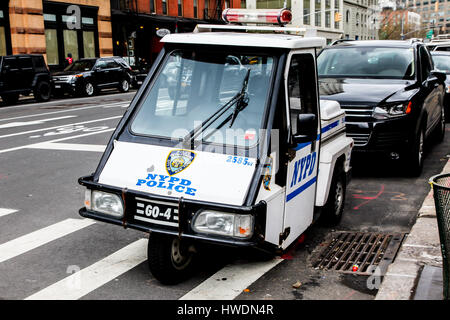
[{"left": 182, "top": 69, "right": 251, "bottom": 149}]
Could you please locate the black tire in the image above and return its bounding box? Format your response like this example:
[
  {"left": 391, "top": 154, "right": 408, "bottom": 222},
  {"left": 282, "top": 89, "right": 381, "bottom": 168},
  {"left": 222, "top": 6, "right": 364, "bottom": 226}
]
[
  {"left": 1, "top": 93, "right": 19, "bottom": 105},
  {"left": 434, "top": 106, "right": 445, "bottom": 143},
  {"left": 147, "top": 233, "right": 196, "bottom": 285},
  {"left": 33, "top": 80, "right": 52, "bottom": 102},
  {"left": 119, "top": 79, "right": 130, "bottom": 93},
  {"left": 320, "top": 167, "right": 346, "bottom": 226},
  {"left": 83, "top": 82, "right": 96, "bottom": 97},
  {"left": 405, "top": 125, "right": 425, "bottom": 177}
]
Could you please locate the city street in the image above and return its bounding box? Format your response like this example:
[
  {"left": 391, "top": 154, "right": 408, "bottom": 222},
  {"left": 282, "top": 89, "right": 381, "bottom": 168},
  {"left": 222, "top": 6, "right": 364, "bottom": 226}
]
[{"left": 0, "top": 91, "right": 449, "bottom": 300}]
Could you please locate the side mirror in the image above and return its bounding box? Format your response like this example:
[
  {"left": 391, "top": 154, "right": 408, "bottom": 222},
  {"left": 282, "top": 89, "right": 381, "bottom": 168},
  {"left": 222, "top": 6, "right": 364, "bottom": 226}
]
[
  {"left": 430, "top": 70, "right": 446, "bottom": 83},
  {"left": 292, "top": 113, "right": 317, "bottom": 144}
]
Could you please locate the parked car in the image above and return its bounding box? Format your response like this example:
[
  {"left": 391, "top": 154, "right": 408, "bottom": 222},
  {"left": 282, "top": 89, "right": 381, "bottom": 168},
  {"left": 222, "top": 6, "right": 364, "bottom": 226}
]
[
  {"left": 431, "top": 51, "right": 450, "bottom": 121},
  {"left": 318, "top": 40, "right": 446, "bottom": 175},
  {"left": 0, "top": 54, "right": 52, "bottom": 105},
  {"left": 52, "top": 57, "right": 133, "bottom": 97}
]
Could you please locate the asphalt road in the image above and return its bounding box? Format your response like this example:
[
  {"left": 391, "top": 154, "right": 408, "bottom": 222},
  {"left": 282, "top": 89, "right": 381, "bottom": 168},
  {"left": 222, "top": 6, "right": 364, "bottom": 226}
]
[{"left": 0, "top": 91, "right": 448, "bottom": 300}]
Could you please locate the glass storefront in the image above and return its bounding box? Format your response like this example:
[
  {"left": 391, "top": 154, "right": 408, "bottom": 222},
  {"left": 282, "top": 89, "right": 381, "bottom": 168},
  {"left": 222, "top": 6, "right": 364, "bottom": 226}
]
[
  {"left": 0, "top": 7, "right": 11, "bottom": 56},
  {"left": 43, "top": 2, "right": 99, "bottom": 70},
  {"left": 256, "top": 0, "right": 292, "bottom": 8}
]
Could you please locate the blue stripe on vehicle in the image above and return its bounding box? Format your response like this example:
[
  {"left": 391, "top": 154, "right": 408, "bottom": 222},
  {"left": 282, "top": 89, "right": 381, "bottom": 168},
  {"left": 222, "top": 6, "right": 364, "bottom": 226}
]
[
  {"left": 321, "top": 120, "right": 340, "bottom": 134},
  {"left": 294, "top": 134, "right": 321, "bottom": 151},
  {"left": 286, "top": 176, "right": 317, "bottom": 202}
]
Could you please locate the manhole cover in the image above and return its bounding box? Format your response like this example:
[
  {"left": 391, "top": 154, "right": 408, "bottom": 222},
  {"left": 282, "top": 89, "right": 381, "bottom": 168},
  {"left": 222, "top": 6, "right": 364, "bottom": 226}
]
[{"left": 312, "top": 232, "right": 405, "bottom": 275}]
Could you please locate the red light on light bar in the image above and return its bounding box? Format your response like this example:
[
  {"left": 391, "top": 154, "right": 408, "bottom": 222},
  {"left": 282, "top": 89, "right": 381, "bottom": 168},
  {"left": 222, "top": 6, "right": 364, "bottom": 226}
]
[{"left": 222, "top": 8, "right": 292, "bottom": 25}]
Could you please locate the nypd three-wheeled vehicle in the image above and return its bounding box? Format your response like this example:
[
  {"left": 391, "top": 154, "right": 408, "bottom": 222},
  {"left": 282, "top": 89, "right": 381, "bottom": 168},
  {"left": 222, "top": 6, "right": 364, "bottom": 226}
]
[{"left": 78, "top": 8, "right": 354, "bottom": 284}]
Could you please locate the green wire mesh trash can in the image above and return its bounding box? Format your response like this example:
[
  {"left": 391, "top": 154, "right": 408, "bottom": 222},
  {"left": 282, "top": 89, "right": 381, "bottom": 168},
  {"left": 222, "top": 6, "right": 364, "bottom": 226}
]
[{"left": 429, "top": 173, "right": 450, "bottom": 300}]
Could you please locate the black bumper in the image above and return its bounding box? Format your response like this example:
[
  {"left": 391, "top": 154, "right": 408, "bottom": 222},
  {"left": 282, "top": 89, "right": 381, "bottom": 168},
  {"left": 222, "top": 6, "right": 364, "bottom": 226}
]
[
  {"left": 78, "top": 175, "right": 269, "bottom": 249},
  {"left": 52, "top": 82, "right": 79, "bottom": 95}
]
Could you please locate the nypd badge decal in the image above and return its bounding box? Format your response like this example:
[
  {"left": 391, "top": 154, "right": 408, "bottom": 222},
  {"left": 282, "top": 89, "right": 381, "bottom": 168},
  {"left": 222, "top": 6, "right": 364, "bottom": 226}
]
[{"left": 166, "top": 150, "right": 196, "bottom": 176}]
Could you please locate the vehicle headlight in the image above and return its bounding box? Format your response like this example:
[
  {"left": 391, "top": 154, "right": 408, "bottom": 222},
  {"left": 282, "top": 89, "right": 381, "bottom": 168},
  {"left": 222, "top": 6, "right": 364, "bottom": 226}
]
[
  {"left": 85, "top": 190, "right": 124, "bottom": 218},
  {"left": 373, "top": 101, "right": 412, "bottom": 119},
  {"left": 446, "top": 85, "right": 450, "bottom": 93},
  {"left": 192, "top": 211, "right": 253, "bottom": 239}
]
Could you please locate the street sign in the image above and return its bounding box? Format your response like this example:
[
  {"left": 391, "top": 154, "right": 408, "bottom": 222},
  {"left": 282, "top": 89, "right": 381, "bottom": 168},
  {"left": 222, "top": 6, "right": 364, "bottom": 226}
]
[{"left": 426, "top": 30, "right": 434, "bottom": 39}]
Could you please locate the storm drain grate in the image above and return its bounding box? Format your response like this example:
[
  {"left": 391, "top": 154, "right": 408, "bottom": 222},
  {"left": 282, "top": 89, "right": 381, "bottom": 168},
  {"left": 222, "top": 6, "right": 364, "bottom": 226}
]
[{"left": 312, "top": 232, "right": 405, "bottom": 275}]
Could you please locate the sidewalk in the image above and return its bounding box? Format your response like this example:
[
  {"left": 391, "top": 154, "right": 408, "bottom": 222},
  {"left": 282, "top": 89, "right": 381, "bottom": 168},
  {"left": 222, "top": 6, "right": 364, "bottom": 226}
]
[{"left": 375, "top": 159, "right": 450, "bottom": 300}]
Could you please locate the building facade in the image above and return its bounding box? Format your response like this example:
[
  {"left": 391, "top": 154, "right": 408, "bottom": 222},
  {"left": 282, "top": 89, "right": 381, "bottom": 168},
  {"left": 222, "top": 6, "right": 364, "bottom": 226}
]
[
  {"left": 1, "top": 0, "right": 113, "bottom": 70},
  {"left": 407, "top": 0, "right": 450, "bottom": 36},
  {"left": 111, "top": 0, "right": 241, "bottom": 68},
  {"left": 244, "top": 0, "right": 344, "bottom": 44},
  {"left": 343, "top": 0, "right": 379, "bottom": 40}
]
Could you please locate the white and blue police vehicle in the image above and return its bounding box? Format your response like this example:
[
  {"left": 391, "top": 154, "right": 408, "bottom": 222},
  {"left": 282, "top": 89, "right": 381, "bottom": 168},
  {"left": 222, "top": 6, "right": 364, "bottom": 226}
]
[{"left": 78, "top": 8, "right": 354, "bottom": 284}]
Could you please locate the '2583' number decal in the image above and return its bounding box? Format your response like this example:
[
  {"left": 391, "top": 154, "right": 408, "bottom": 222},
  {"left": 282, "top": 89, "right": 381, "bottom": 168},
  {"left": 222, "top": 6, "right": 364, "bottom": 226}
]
[{"left": 226, "top": 156, "right": 253, "bottom": 166}]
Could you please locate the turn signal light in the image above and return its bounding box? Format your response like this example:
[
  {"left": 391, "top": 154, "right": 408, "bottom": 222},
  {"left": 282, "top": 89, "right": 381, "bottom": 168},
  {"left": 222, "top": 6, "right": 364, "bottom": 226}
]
[{"left": 405, "top": 101, "right": 412, "bottom": 114}]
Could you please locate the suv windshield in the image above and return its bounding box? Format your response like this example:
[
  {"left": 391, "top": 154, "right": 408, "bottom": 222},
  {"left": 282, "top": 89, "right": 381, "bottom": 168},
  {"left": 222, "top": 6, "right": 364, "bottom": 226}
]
[
  {"left": 318, "top": 47, "right": 415, "bottom": 80},
  {"left": 432, "top": 55, "right": 450, "bottom": 73},
  {"left": 130, "top": 50, "right": 275, "bottom": 148},
  {"left": 65, "top": 60, "right": 96, "bottom": 72}
]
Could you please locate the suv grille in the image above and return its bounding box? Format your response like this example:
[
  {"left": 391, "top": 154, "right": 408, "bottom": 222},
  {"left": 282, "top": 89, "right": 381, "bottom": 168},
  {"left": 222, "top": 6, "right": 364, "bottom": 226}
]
[
  {"left": 53, "top": 76, "right": 72, "bottom": 82},
  {"left": 346, "top": 132, "right": 371, "bottom": 146},
  {"left": 340, "top": 105, "right": 374, "bottom": 118}
]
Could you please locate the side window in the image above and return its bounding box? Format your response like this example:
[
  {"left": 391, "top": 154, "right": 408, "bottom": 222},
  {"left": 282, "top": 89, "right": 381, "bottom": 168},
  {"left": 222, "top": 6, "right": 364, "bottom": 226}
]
[
  {"left": 96, "top": 60, "right": 107, "bottom": 69},
  {"left": 105, "top": 60, "right": 119, "bottom": 69},
  {"left": 287, "top": 54, "right": 319, "bottom": 135},
  {"left": 18, "top": 57, "right": 33, "bottom": 70},
  {"left": 420, "top": 46, "right": 432, "bottom": 81},
  {"left": 3, "top": 57, "right": 18, "bottom": 71}
]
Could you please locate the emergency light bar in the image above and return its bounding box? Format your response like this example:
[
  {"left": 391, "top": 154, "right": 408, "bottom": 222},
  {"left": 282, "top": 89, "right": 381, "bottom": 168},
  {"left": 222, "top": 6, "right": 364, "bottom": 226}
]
[{"left": 222, "top": 8, "right": 292, "bottom": 25}]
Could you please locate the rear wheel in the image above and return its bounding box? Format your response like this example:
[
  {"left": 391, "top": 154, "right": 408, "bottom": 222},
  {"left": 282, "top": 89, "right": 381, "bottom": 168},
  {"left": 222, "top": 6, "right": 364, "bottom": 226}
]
[
  {"left": 34, "top": 81, "right": 51, "bottom": 102},
  {"left": 1, "top": 93, "right": 19, "bottom": 105},
  {"left": 147, "top": 233, "right": 196, "bottom": 285},
  {"left": 320, "top": 167, "right": 346, "bottom": 226},
  {"left": 119, "top": 79, "right": 130, "bottom": 93}
]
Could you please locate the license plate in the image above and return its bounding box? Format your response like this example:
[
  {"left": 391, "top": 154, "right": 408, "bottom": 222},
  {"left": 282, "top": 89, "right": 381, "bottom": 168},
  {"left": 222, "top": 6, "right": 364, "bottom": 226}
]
[
  {"left": 55, "top": 85, "right": 61, "bottom": 89},
  {"left": 133, "top": 197, "right": 179, "bottom": 227}
]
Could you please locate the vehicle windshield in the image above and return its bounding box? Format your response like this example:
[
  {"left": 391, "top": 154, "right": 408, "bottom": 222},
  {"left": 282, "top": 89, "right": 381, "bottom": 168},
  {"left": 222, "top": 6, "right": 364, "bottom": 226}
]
[
  {"left": 432, "top": 55, "right": 450, "bottom": 73},
  {"left": 130, "top": 50, "right": 275, "bottom": 148},
  {"left": 65, "top": 60, "right": 95, "bottom": 72},
  {"left": 318, "top": 47, "right": 415, "bottom": 80}
]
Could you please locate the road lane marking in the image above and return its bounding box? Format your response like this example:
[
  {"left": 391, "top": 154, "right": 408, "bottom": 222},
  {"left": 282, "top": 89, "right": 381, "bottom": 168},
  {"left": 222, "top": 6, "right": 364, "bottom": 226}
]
[
  {"left": 0, "top": 209, "right": 18, "bottom": 218},
  {"left": 28, "top": 142, "right": 106, "bottom": 152},
  {"left": 25, "top": 239, "right": 147, "bottom": 300},
  {"left": 0, "top": 102, "right": 128, "bottom": 122},
  {"left": 179, "top": 258, "right": 284, "bottom": 300},
  {"left": 0, "top": 128, "right": 115, "bottom": 154},
  {"left": 0, "top": 116, "right": 77, "bottom": 129},
  {"left": 0, "top": 219, "right": 95, "bottom": 264}
]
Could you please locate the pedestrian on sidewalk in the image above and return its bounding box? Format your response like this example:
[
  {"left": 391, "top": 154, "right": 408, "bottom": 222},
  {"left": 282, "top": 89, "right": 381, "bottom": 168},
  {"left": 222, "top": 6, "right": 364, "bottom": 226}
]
[{"left": 65, "top": 53, "right": 73, "bottom": 68}]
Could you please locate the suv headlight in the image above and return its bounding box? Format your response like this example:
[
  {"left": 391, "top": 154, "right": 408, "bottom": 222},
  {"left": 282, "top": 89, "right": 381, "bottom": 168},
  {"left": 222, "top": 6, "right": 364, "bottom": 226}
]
[
  {"left": 192, "top": 211, "right": 254, "bottom": 239},
  {"left": 85, "top": 190, "right": 124, "bottom": 218},
  {"left": 373, "top": 101, "right": 412, "bottom": 119}
]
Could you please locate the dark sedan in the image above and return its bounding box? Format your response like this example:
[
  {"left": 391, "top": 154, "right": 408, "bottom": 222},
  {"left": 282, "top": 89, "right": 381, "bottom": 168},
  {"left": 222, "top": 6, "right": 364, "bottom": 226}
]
[
  {"left": 431, "top": 51, "right": 450, "bottom": 121},
  {"left": 318, "top": 40, "right": 446, "bottom": 175},
  {"left": 52, "top": 57, "right": 133, "bottom": 97}
]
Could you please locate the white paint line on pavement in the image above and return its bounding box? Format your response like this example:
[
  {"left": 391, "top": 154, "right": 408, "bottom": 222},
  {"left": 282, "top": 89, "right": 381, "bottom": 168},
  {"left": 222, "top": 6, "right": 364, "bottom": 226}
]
[
  {"left": 0, "top": 219, "right": 95, "bottom": 264},
  {"left": 0, "top": 128, "right": 115, "bottom": 154},
  {"left": 385, "top": 273, "right": 417, "bottom": 278},
  {"left": 0, "top": 116, "right": 121, "bottom": 139},
  {"left": 28, "top": 142, "right": 106, "bottom": 152},
  {"left": 0, "top": 208, "right": 18, "bottom": 218},
  {"left": 0, "top": 102, "right": 128, "bottom": 122},
  {"left": 25, "top": 239, "right": 147, "bottom": 300},
  {"left": 179, "top": 258, "right": 284, "bottom": 300},
  {"left": 0, "top": 116, "right": 77, "bottom": 129},
  {"left": 402, "top": 244, "right": 435, "bottom": 248}
]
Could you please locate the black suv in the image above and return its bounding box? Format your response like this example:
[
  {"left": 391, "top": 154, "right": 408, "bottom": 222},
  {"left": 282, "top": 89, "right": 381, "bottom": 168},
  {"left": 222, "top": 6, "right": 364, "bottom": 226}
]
[
  {"left": 0, "top": 54, "right": 52, "bottom": 105},
  {"left": 318, "top": 40, "right": 446, "bottom": 175},
  {"left": 52, "top": 57, "right": 133, "bottom": 97}
]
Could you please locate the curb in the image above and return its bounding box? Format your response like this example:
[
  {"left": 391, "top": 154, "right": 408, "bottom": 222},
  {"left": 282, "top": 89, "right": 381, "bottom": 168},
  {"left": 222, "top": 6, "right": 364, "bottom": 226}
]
[{"left": 375, "top": 158, "right": 450, "bottom": 300}]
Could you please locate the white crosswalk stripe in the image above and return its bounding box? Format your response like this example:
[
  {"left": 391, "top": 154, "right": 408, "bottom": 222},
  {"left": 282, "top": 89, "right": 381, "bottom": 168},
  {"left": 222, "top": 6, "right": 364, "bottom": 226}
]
[
  {"left": 0, "top": 218, "right": 95, "bottom": 263},
  {"left": 25, "top": 238, "right": 147, "bottom": 300},
  {"left": 0, "top": 208, "right": 18, "bottom": 218}
]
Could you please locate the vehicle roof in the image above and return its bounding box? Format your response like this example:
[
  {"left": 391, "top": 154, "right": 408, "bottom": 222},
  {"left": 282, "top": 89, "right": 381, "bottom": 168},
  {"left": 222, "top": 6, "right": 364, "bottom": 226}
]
[
  {"left": 329, "top": 40, "right": 418, "bottom": 48},
  {"left": 162, "top": 32, "right": 326, "bottom": 49}
]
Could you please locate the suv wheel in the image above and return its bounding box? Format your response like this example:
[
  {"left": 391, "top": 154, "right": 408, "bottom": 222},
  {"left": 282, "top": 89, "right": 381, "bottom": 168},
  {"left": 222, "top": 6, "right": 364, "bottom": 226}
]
[
  {"left": 1, "top": 93, "right": 20, "bottom": 105},
  {"left": 34, "top": 81, "right": 51, "bottom": 102},
  {"left": 119, "top": 79, "right": 130, "bottom": 93},
  {"left": 320, "top": 167, "right": 346, "bottom": 226},
  {"left": 434, "top": 107, "right": 445, "bottom": 143},
  {"left": 84, "top": 82, "right": 95, "bottom": 97},
  {"left": 405, "top": 125, "right": 425, "bottom": 177}
]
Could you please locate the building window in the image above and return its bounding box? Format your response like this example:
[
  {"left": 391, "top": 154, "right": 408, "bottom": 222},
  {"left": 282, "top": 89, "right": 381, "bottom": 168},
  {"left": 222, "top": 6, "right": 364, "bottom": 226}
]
[
  {"left": 162, "top": 0, "right": 167, "bottom": 15},
  {"left": 150, "top": 0, "right": 155, "bottom": 13},
  {"left": 326, "top": 11, "right": 330, "bottom": 27},
  {"left": 304, "top": 0, "right": 310, "bottom": 25},
  {"left": 256, "top": 0, "right": 292, "bottom": 8},
  {"left": 335, "top": 0, "right": 340, "bottom": 29},
  {"left": 315, "top": 0, "right": 321, "bottom": 26},
  {"left": 346, "top": 10, "right": 350, "bottom": 22},
  {"left": 204, "top": 0, "right": 209, "bottom": 18},
  {"left": 0, "top": 6, "right": 11, "bottom": 56},
  {"left": 178, "top": 0, "right": 182, "bottom": 16},
  {"left": 194, "top": 0, "right": 198, "bottom": 18}
]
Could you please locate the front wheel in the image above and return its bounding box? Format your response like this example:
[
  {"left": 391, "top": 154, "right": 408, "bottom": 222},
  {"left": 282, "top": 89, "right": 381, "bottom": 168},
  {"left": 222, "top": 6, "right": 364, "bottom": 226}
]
[
  {"left": 119, "top": 79, "right": 130, "bottom": 93},
  {"left": 147, "top": 233, "right": 196, "bottom": 285},
  {"left": 434, "top": 106, "right": 445, "bottom": 143},
  {"left": 83, "top": 82, "right": 96, "bottom": 97},
  {"left": 320, "top": 167, "right": 346, "bottom": 226},
  {"left": 404, "top": 125, "right": 425, "bottom": 177}
]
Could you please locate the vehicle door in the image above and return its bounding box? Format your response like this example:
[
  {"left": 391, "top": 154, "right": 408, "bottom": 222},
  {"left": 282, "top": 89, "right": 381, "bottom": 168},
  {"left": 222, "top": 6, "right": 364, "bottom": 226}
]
[
  {"left": 2, "top": 56, "right": 19, "bottom": 91},
  {"left": 419, "top": 46, "right": 441, "bottom": 135},
  {"left": 93, "top": 59, "right": 108, "bottom": 88},
  {"left": 103, "top": 59, "right": 122, "bottom": 87},
  {"left": 282, "top": 51, "right": 321, "bottom": 249},
  {"left": 17, "top": 56, "right": 34, "bottom": 89}
]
